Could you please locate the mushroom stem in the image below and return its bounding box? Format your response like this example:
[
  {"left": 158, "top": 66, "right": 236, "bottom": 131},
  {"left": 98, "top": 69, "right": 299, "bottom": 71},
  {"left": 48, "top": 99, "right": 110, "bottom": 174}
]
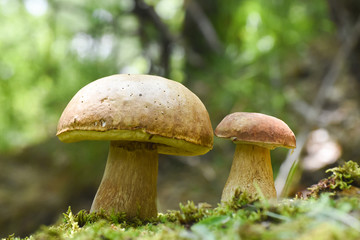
[
  {"left": 221, "top": 143, "right": 276, "bottom": 202},
  {"left": 90, "top": 141, "right": 158, "bottom": 219}
]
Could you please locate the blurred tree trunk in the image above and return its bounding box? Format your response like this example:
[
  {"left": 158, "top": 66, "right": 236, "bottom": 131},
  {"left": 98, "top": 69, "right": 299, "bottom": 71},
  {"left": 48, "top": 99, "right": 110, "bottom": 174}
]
[
  {"left": 133, "top": 0, "right": 173, "bottom": 77},
  {"left": 328, "top": 0, "right": 360, "bottom": 82},
  {"left": 183, "top": 0, "right": 223, "bottom": 68}
]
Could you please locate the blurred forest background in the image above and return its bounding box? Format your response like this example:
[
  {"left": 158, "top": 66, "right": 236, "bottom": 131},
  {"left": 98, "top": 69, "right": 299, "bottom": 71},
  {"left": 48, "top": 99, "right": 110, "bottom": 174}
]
[{"left": 1, "top": 0, "right": 360, "bottom": 237}]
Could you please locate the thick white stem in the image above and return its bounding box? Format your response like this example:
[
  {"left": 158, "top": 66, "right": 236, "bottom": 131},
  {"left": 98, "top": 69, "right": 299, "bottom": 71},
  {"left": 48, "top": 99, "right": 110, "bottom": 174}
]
[
  {"left": 90, "top": 141, "right": 158, "bottom": 219},
  {"left": 221, "top": 143, "right": 276, "bottom": 202}
]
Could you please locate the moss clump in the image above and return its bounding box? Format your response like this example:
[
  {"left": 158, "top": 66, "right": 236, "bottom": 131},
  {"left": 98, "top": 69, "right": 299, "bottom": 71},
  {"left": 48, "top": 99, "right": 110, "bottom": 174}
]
[
  {"left": 303, "top": 160, "right": 360, "bottom": 198},
  {"left": 219, "top": 189, "right": 257, "bottom": 212},
  {"left": 172, "top": 201, "right": 211, "bottom": 226},
  {"left": 326, "top": 160, "right": 360, "bottom": 189}
]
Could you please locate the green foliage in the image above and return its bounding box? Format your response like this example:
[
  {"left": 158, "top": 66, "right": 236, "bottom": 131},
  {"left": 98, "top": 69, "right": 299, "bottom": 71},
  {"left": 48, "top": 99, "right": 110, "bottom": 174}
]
[
  {"left": 192, "top": 0, "right": 334, "bottom": 125},
  {"left": 0, "top": 0, "right": 333, "bottom": 152},
  {"left": 0, "top": 0, "right": 142, "bottom": 152}
]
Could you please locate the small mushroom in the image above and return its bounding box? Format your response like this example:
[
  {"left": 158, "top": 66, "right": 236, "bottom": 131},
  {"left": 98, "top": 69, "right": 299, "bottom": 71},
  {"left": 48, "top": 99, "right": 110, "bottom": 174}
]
[
  {"left": 215, "top": 112, "right": 296, "bottom": 201},
  {"left": 57, "top": 74, "right": 213, "bottom": 219}
]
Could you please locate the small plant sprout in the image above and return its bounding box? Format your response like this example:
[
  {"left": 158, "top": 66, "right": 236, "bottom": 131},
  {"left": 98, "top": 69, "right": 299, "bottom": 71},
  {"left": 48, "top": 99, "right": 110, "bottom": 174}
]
[
  {"left": 215, "top": 112, "right": 296, "bottom": 201},
  {"left": 57, "top": 74, "right": 213, "bottom": 220}
]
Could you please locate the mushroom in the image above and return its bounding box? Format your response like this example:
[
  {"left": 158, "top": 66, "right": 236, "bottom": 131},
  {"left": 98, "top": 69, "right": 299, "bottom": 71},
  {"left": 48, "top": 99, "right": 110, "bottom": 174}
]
[
  {"left": 57, "top": 74, "right": 213, "bottom": 219},
  {"left": 215, "top": 112, "right": 296, "bottom": 201}
]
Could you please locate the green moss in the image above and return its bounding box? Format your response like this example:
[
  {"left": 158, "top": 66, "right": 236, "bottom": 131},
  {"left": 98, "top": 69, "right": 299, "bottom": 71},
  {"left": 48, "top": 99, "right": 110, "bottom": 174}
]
[
  {"left": 326, "top": 160, "right": 360, "bottom": 189},
  {"left": 217, "top": 189, "right": 257, "bottom": 213},
  {"left": 21, "top": 195, "right": 360, "bottom": 240},
  {"left": 172, "top": 201, "right": 211, "bottom": 226},
  {"left": 11, "top": 161, "right": 360, "bottom": 240},
  {"left": 305, "top": 160, "right": 360, "bottom": 198}
]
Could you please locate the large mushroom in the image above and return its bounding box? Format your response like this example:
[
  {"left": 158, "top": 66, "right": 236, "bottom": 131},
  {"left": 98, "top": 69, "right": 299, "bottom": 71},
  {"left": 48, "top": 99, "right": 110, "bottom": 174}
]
[
  {"left": 215, "top": 112, "right": 296, "bottom": 201},
  {"left": 57, "top": 74, "right": 213, "bottom": 220}
]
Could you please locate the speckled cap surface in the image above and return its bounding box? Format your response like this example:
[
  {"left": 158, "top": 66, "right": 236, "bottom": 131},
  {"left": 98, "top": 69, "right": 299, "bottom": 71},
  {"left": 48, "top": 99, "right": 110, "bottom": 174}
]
[
  {"left": 215, "top": 112, "right": 296, "bottom": 149},
  {"left": 56, "top": 74, "right": 213, "bottom": 156}
]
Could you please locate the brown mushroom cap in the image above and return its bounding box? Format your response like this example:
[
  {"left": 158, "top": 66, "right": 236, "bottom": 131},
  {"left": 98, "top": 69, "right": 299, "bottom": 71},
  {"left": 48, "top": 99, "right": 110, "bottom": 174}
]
[
  {"left": 57, "top": 74, "right": 213, "bottom": 156},
  {"left": 215, "top": 112, "right": 296, "bottom": 150}
]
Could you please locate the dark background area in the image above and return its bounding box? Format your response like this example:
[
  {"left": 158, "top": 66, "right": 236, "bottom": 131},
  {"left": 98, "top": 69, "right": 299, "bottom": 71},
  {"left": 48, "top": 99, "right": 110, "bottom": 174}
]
[{"left": 1, "top": 0, "right": 360, "bottom": 237}]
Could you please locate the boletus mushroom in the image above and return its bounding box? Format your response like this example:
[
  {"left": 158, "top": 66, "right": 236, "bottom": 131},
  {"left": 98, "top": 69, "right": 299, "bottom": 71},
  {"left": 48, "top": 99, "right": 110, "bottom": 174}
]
[
  {"left": 215, "top": 112, "right": 296, "bottom": 201},
  {"left": 57, "top": 74, "right": 213, "bottom": 220}
]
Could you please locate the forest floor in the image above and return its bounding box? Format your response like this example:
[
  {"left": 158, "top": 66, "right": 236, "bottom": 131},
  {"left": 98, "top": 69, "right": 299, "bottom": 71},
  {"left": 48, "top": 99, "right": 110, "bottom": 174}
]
[{"left": 6, "top": 161, "right": 360, "bottom": 240}]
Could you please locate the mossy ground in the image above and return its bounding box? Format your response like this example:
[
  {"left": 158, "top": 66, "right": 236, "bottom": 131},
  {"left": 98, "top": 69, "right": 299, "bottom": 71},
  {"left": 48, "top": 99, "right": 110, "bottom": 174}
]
[{"left": 6, "top": 161, "right": 360, "bottom": 240}]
